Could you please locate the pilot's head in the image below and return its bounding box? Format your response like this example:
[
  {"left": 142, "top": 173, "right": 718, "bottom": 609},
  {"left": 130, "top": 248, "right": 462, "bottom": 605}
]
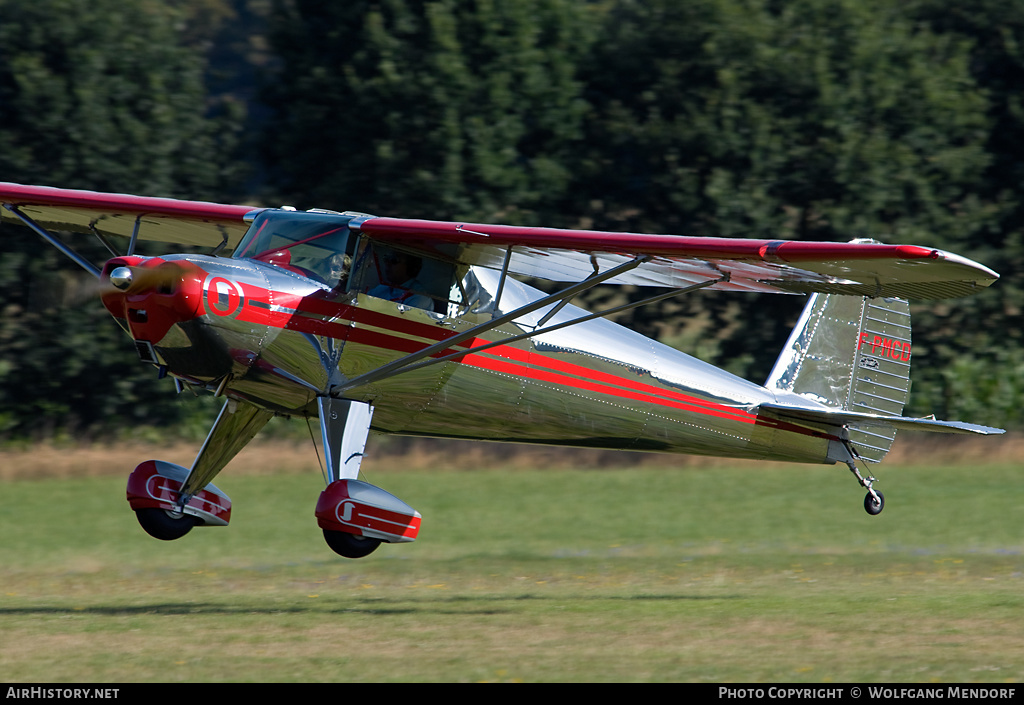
[
  {"left": 383, "top": 252, "right": 421, "bottom": 283},
  {"left": 327, "top": 253, "right": 351, "bottom": 286}
]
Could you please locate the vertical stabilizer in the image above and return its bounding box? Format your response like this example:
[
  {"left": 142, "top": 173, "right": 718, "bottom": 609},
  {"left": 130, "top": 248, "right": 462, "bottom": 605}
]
[{"left": 766, "top": 294, "right": 912, "bottom": 462}]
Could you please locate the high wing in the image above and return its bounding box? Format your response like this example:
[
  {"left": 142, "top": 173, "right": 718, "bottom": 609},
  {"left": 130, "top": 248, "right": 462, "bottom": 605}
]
[
  {"left": 358, "top": 218, "right": 999, "bottom": 299},
  {"left": 1, "top": 182, "right": 999, "bottom": 299},
  {"left": 0, "top": 182, "right": 257, "bottom": 257}
]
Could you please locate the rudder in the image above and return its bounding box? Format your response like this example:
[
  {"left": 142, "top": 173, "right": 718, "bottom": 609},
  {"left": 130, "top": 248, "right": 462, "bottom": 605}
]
[{"left": 766, "top": 293, "right": 912, "bottom": 462}]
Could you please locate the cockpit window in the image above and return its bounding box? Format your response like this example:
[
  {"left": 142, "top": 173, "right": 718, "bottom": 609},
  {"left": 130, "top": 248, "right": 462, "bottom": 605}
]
[
  {"left": 237, "top": 210, "right": 473, "bottom": 315},
  {"left": 349, "top": 240, "right": 464, "bottom": 314},
  {"left": 234, "top": 210, "right": 356, "bottom": 287}
]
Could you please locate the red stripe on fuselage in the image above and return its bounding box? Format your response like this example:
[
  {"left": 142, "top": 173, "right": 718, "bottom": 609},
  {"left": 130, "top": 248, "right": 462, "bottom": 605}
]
[
  {"left": 255, "top": 289, "right": 758, "bottom": 419},
  {"left": 223, "top": 281, "right": 829, "bottom": 437},
  {"left": 466, "top": 340, "right": 759, "bottom": 424},
  {"left": 456, "top": 354, "right": 759, "bottom": 424}
]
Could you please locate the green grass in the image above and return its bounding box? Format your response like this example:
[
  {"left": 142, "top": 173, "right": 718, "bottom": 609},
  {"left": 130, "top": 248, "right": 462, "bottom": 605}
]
[{"left": 1, "top": 461, "right": 1021, "bottom": 682}]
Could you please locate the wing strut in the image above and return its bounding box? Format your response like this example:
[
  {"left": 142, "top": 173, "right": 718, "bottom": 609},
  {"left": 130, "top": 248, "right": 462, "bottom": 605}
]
[
  {"left": 127, "top": 214, "right": 144, "bottom": 256},
  {"left": 332, "top": 260, "right": 730, "bottom": 396},
  {"left": 535, "top": 254, "right": 604, "bottom": 328},
  {"left": 332, "top": 255, "right": 653, "bottom": 395},
  {"left": 88, "top": 221, "right": 121, "bottom": 258},
  {"left": 2, "top": 204, "right": 102, "bottom": 277},
  {"left": 365, "top": 273, "right": 731, "bottom": 383},
  {"left": 492, "top": 245, "right": 514, "bottom": 317}
]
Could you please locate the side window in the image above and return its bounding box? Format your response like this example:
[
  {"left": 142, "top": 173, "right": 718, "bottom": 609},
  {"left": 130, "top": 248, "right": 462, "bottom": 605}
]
[
  {"left": 452, "top": 269, "right": 491, "bottom": 316},
  {"left": 350, "top": 242, "right": 459, "bottom": 314}
]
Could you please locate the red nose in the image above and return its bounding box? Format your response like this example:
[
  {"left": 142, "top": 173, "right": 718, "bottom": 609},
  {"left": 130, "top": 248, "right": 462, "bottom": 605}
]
[{"left": 101, "top": 257, "right": 206, "bottom": 344}]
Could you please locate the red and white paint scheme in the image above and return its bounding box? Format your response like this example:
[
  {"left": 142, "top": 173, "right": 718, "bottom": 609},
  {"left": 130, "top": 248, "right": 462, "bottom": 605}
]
[
  {"left": 0, "top": 182, "right": 1005, "bottom": 556},
  {"left": 127, "top": 460, "right": 231, "bottom": 533},
  {"left": 316, "top": 480, "right": 421, "bottom": 543}
]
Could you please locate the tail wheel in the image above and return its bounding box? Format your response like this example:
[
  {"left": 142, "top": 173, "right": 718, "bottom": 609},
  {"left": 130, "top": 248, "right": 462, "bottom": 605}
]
[
  {"left": 135, "top": 508, "right": 195, "bottom": 540},
  {"left": 323, "top": 529, "right": 381, "bottom": 558},
  {"left": 864, "top": 491, "right": 885, "bottom": 516}
]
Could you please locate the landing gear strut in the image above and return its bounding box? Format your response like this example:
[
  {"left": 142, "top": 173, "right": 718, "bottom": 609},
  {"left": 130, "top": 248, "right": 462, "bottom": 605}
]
[
  {"left": 842, "top": 440, "right": 885, "bottom": 516},
  {"left": 313, "top": 398, "right": 421, "bottom": 558}
]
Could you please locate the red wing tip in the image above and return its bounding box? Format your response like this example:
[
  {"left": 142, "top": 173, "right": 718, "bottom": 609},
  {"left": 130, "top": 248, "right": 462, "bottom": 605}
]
[{"left": 0, "top": 182, "right": 253, "bottom": 221}]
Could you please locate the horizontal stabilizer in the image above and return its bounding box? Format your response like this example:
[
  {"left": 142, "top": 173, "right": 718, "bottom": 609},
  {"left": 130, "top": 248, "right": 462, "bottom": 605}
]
[{"left": 758, "top": 402, "right": 1005, "bottom": 436}]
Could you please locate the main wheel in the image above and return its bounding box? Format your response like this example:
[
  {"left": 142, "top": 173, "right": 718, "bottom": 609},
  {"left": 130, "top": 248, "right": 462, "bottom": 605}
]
[
  {"left": 323, "top": 529, "right": 382, "bottom": 558},
  {"left": 864, "top": 491, "right": 885, "bottom": 516},
  {"left": 135, "top": 508, "right": 195, "bottom": 540}
]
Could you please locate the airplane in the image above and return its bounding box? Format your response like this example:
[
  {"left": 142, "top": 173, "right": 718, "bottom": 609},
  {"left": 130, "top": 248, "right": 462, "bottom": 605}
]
[{"left": 0, "top": 181, "right": 1005, "bottom": 558}]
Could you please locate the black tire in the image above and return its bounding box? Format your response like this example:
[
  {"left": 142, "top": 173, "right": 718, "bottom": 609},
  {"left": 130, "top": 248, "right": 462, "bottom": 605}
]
[
  {"left": 323, "top": 529, "right": 382, "bottom": 558},
  {"left": 135, "top": 508, "right": 195, "bottom": 540},
  {"left": 864, "top": 491, "right": 885, "bottom": 516}
]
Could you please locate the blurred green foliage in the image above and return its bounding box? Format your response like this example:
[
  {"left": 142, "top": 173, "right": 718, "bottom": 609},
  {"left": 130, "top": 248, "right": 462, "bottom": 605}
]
[{"left": 0, "top": 0, "right": 1021, "bottom": 439}]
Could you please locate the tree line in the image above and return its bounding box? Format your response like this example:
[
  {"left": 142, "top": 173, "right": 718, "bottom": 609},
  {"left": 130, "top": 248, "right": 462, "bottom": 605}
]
[{"left": 0, "top": 0, "right": 1021, "bottom": 440}]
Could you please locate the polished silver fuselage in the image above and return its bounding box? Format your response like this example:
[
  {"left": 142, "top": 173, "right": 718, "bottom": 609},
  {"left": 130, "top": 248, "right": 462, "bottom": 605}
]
[{"left": 139, "top": 254, "right": 835, "bottom": 466}]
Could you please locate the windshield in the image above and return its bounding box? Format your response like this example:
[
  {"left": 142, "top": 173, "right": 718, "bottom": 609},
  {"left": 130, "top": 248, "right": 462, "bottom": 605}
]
[{"left": 234, "top": 210, "right": 356, "bottom": 287}]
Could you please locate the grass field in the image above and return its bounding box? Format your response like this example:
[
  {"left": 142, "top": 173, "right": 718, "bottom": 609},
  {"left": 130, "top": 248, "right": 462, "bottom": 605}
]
[{"left": 0, "top": 442, "right": 1021, "bottom": 683}]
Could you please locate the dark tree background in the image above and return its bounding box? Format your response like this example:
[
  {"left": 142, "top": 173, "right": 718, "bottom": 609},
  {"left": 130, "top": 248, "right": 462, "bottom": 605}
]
[{"left": 1, "top": 0, "right": 1021, "bottom": 438}]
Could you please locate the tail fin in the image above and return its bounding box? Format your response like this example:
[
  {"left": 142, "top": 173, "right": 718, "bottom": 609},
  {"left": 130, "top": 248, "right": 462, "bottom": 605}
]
[{"left": 765, "top": 293, "right": 912, "bottom": 462}]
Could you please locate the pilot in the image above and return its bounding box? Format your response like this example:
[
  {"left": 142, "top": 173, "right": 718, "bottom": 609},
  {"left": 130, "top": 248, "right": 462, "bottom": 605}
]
[
  {"left": 369, "top": 252, "right": 432, "bottom": 309},
  {"left": 325, "top": 252, "right": 351, "bottom": 291}
]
